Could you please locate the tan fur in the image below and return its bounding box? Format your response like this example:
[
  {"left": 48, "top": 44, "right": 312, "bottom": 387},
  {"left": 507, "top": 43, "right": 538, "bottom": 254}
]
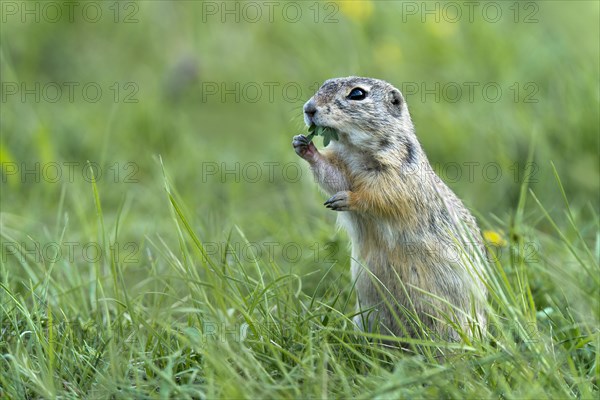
[{"left": 293, "top": 77, "right": 487, "bottom": 342}]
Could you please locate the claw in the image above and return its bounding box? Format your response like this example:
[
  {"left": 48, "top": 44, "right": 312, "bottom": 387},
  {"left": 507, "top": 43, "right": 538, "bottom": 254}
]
[{"left": 324, "top": 191, "right": 351, "bottom": 211}]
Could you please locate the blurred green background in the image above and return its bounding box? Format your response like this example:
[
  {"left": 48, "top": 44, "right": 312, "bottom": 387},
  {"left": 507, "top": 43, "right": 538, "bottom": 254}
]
[
  {"left": 1, "top": 0, "right": 598, "bottom": 276},
  {"left": 1, "top": 2, "right": 598, "bottom": 397}
]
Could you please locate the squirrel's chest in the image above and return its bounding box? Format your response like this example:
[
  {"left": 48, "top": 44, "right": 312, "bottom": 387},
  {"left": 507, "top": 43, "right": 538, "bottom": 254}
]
[{"left": 337, "top": 213, "right": 415, "bottom": 255}]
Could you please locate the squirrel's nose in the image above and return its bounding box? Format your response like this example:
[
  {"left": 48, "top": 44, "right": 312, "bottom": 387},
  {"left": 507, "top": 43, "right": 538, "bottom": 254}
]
[{"left": 304, "top": 100, "right": 317, "bottom": 118}]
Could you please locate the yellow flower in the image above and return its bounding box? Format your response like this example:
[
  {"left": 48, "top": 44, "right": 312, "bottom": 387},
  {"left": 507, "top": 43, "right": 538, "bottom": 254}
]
[
  {"left": 337, "top": 0, "right": 374, "bottom": 22},
  {"left": 483, "top": 230, "right": 507, "bottom": 247}
]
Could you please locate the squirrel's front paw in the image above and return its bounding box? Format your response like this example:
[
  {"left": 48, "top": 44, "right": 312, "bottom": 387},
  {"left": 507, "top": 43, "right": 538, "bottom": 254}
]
[
  {"left": 324, "top": 191, "right": 353, "bottom": 212},
  {"left": 293, "top": 134, "right": 318, "bottom": 162}
]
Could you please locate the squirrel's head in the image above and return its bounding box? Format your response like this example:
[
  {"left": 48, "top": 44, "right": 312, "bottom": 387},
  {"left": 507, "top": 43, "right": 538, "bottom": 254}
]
[{"left": 303, "top": 77, "right": 416, "bottom": 156}]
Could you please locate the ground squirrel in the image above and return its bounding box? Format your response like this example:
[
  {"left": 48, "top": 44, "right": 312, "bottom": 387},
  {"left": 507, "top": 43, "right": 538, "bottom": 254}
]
[{"left": 292, "top": 77, "right": 487, "bottom": 342}]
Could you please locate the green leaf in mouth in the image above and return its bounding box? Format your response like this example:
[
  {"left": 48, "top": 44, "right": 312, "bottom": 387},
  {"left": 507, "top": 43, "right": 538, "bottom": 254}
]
[{"left": 306, "top": 125, "right": 339, "bottom": 147}]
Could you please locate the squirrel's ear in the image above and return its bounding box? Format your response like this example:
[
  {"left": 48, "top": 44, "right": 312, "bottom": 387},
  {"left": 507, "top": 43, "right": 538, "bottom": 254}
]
[{"left": 387, "top": 89, "right": 403, "bottom": 117}]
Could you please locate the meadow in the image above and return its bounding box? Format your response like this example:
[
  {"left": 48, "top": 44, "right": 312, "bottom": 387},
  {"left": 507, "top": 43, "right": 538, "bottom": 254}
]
[{"left": 1, "top": 1, "right": 598, "bottom": 398}]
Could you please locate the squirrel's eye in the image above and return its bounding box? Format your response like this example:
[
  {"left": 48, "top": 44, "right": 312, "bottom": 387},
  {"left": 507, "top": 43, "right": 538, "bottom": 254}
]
[{"left": 347, "top": 87, "right": 367, "bottom": 100}]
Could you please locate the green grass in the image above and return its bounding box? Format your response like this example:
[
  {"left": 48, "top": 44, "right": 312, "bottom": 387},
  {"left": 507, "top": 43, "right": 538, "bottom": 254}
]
[
  {"left": 1, "top": 164, "right": 598, "bottom": 398},
  {"left": 1, "top": 1, "right": 599, "bottom": 398}
]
